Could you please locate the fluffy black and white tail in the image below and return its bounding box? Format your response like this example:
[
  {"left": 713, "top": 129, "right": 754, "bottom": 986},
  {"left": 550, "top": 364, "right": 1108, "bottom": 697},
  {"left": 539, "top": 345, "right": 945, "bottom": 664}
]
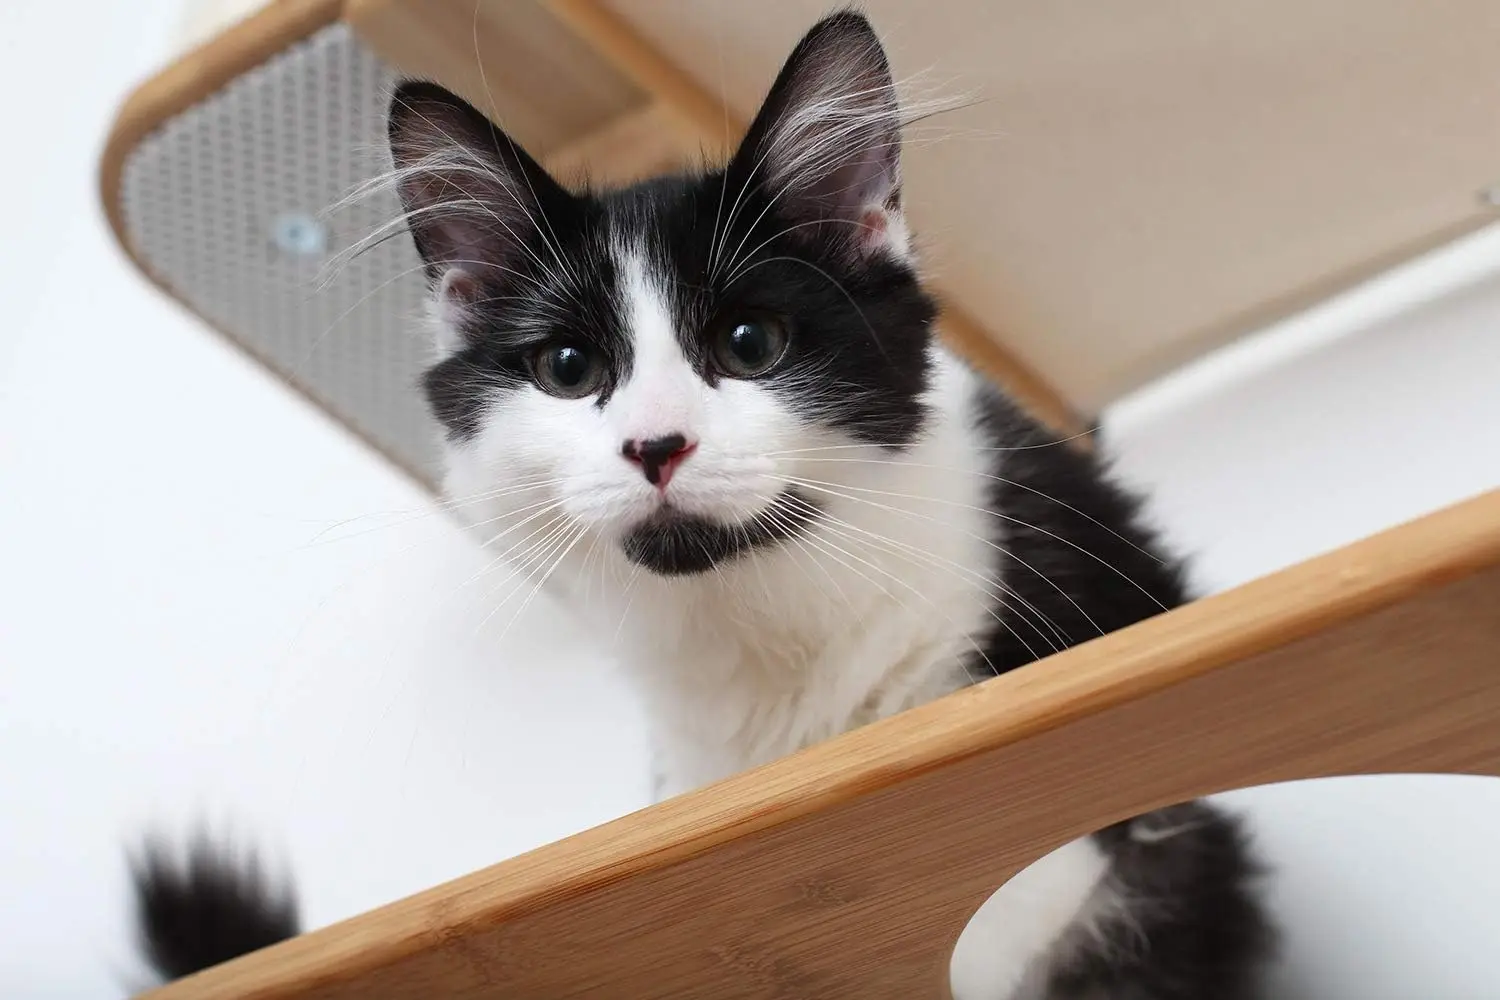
[{"left": 130, "top": 836, "right": 299, "bottom": 982}]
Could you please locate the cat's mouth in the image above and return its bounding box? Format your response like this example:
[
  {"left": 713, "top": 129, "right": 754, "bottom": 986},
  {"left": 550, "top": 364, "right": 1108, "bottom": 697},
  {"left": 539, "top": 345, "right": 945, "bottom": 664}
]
[{"left": 619, "top": 488, "right": 820, "bottom": 576}]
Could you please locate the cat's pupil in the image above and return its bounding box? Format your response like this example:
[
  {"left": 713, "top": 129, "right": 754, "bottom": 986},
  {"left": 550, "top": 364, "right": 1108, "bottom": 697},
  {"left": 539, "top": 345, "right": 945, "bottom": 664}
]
[
  {"left": 729, "top": 322, "right": 770, "bottom": 365},
  {"left": 548, "top": 346, "right": 588, "bottom": 386}
]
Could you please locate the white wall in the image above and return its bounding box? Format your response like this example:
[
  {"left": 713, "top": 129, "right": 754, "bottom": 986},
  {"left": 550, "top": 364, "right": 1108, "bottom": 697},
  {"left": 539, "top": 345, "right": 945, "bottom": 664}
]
[
  {"left": 1, "top": 1, "right": 1497, "bottom": 997},
  {"left": 1107, "top": 222, "right": 1500, "bottom": 593},
  {"left": 1103, "top": 225, "right": 1500, "bottom": 1000}
]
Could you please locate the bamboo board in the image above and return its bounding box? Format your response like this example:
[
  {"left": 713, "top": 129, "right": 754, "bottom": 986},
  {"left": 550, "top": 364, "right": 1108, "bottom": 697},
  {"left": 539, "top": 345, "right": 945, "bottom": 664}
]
[{"left": 144, "top": 489, "right": 1500, "bottom": 998}]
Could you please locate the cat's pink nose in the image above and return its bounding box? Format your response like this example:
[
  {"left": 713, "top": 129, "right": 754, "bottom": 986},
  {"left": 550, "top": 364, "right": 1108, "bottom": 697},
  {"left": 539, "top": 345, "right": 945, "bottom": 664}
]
[{"left": 622, "top": 433, "right": 696, "bottom": 489}]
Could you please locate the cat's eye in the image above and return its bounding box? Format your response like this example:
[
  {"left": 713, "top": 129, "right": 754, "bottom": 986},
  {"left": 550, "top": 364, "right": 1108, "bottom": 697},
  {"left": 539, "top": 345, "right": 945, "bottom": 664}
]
[
  {"left": 532, "top": 343, "right": 604, "bottom": 399},
  {"left": 711, "top": 315, "right": 790, "bottom": 378}
]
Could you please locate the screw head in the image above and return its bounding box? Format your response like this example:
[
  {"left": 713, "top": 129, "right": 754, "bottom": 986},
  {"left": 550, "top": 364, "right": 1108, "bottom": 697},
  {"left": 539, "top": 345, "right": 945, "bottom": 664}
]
[{"left": 271, "top": 212, "right": 328, "bottom": 257}]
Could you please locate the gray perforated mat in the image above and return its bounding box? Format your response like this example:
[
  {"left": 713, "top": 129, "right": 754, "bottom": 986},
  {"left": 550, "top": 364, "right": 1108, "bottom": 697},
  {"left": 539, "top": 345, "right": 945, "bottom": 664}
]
[{"left": 121, "top": 24, "right": 442, "bottom": 486}]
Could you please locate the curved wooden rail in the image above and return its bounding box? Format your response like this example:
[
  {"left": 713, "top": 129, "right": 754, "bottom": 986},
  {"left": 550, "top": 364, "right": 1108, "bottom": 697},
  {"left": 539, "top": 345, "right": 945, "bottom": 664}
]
[
  {"left": 99, "top": 0, "right": 344, "bottom": 274},
  {"left": 142, "top": 488, "right": 1500, "bottom": 999}
]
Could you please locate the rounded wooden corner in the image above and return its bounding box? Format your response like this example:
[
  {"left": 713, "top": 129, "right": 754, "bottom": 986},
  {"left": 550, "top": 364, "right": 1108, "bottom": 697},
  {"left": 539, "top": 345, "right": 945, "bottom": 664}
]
[
  {"left": 98, "top": 0, "right": 346, "bottom": 278},
  {"left": 92, "top": 0, "right": 439, "bottom": 494}
]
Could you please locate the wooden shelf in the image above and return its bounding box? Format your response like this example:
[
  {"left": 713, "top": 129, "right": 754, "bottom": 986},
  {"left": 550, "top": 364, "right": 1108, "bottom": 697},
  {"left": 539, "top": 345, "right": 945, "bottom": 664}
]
[
  {"left": 101, "top": 0, "right": 1500, "bottom": 476},
  {"left": 141, "top": 488, "right": 1500, "bottom": 998},
  {"left": 100, "top": 0, "right": 1094, "bottom": 466}
]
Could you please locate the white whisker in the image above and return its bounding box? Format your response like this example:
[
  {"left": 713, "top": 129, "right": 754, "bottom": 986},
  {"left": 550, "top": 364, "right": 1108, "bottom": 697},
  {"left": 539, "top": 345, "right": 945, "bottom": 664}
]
[
  {"left": 771, "top": 455, "right": 1162, "bottom": 564},
  {"left": 787, "top": 474, "right": 1167, "bottom": 615},
  {"left": 797, "top": 498, "right": 1062, "bottom": 657},
  {"left": 780, "top": 497, "right": 1007, "bottom": 671},
  {"left": 783, "top": 476, "right": 1108, "bottom": 637}
]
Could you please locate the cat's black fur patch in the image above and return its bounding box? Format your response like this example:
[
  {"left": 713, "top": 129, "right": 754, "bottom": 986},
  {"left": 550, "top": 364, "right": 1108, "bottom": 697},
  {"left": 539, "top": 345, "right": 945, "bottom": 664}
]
[
  {"left": 130, "top": 836, "right": 299, "bottom": 982},
  {"left": 966, "top": 387, "right": 1276, "bottom": 997},
  {"left": 1058, "top": 802, "right": 1275, "bottom": 1000},
  {"left": 614, "top": 173, "right": 937, "bottom": 449},
  {"left": 621, "top": 488, "right": 822, "bottom": 575},
  {"left": 420, "top": 343, "right": 530, "bottom": 441},
  {"left": 966, "top": 386, "right": 1189, "bottom": 673}
]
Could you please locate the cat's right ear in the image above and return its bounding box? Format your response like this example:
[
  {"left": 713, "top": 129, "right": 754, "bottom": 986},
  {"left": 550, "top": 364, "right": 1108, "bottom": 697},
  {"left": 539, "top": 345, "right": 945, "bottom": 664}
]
[
  {"left": 726, "top": 13, "right": 906, "bottom": 261},
  {"left": 387, "top": 82, "right": 575, "bottom": 314}
]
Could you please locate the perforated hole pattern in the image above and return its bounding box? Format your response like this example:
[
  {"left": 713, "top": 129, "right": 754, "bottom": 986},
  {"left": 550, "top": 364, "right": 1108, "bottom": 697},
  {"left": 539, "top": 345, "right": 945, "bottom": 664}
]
[{"left": 121, "top": 25, "right": 442, "bottom": 486}]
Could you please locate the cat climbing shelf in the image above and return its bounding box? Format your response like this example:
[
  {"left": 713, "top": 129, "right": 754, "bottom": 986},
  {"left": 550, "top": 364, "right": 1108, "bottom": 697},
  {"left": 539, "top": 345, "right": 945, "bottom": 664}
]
[{"left": 102, "top": 2, "right": 1500, "bottom": 997}]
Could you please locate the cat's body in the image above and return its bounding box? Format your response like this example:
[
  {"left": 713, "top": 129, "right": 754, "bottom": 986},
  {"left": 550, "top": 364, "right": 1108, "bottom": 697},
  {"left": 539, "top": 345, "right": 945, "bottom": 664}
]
[{"left": 131, "top": 10, "right": 1273, "bottom": 997}]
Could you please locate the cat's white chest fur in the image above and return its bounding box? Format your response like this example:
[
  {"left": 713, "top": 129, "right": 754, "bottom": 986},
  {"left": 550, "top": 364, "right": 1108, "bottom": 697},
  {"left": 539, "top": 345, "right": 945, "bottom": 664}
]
[
  {"left": 635, "top": 584, "right": 979, "bottom": 797},
  {"left": 575, "top": 353, "right": 996, "bottom": 796}
]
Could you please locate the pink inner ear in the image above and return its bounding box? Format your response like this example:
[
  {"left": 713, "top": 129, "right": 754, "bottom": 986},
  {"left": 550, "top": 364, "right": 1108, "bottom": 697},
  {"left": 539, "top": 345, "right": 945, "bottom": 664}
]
[
  {"left": 857, "top": 207, "right": 890, "bottom": 255},
  {"left": 438, "top": 267, "right": 483, "bottom": 325},
  {"left": 440, "top": 267, "right": 482, "bottom": 306}
]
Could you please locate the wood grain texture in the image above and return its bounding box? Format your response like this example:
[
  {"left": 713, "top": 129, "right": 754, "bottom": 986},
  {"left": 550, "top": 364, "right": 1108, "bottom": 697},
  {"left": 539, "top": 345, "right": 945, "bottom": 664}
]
[
  {"left": 934, "top": 302, "right": 1093, "bottom": 442},
  {"left": 344, "top": 0, "right": 647, "bottom": 156},
  {"left": 544, "top": 0, "right": 741, "bottom": 156},
  {"left": 100, "top": 8, "right": 1498, "bottom": 996},
  {"left": 348, "top": 0, "right": 1088, "bottom": 436},
  {"left": 543, "top": 102, "right": 695, "bottom": 189},
  {"left": 141, "top": 489, "right": 1500, "bottom": 999}
]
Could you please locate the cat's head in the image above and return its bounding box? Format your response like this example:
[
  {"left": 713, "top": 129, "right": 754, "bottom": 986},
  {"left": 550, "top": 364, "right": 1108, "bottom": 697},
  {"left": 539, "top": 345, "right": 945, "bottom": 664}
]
[{"left": 388, "top": 11, "right": 938, "bottom": 578}]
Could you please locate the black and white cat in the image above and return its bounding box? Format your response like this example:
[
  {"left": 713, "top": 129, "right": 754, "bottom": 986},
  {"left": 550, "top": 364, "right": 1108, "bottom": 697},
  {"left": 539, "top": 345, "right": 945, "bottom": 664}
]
[{"left": 133, "top": 10, "right": 1273, "bottom": 998}]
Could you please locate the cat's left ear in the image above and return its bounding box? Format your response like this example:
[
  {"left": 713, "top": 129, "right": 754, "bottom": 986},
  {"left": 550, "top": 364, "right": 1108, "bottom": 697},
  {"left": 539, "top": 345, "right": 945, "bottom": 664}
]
[
  {"left": 386, "top": 80, "right": 575, "bottom": 286},
  {"left": 729, "top": 11, "right": 905, "bottom": 259}
]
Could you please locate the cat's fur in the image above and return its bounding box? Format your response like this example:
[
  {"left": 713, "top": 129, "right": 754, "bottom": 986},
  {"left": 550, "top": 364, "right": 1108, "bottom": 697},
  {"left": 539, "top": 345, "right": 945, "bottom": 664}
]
[
  {"left": 132, "top": 11, "right": 1273, "bottom": 997},
  {"left": 130, "top": 836, "right": 297, "bottom": 982}
]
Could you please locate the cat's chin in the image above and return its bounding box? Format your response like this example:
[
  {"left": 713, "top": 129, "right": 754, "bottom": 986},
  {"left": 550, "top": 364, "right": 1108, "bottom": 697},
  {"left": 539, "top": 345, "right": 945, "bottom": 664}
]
[{"left": 618, "top": 488, "right": 820, "bottom": 577}]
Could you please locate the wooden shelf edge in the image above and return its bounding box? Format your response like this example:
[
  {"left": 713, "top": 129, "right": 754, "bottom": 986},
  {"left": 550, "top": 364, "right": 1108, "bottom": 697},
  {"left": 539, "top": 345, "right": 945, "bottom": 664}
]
[
  {"left": 543, "top": 0, "right": 737, "bottom": 153},
  {"left": 146, "top": 488, "right": 1500, "bottom": 999},
  {"left": 543, "top": 102, "right": 695, "bottom": 187}
]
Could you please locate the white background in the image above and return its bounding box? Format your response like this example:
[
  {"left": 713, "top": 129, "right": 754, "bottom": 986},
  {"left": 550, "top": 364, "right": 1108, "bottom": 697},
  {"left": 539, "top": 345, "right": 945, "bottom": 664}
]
[{"left": 1, "top": 2, "right": 1497, "bottom": 997}]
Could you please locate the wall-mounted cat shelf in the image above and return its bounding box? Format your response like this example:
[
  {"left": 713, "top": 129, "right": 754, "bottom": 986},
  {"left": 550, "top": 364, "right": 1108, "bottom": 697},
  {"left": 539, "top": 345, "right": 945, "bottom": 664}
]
[
  {"left": 103, "top": 3, "right": 1500, "bottom": 996},
  {"left": 102, "top": 0, "right": 1500, "bottom": 488},
  {"left": 139, "top": 487, "right": 1500, "bottom": 998}
]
